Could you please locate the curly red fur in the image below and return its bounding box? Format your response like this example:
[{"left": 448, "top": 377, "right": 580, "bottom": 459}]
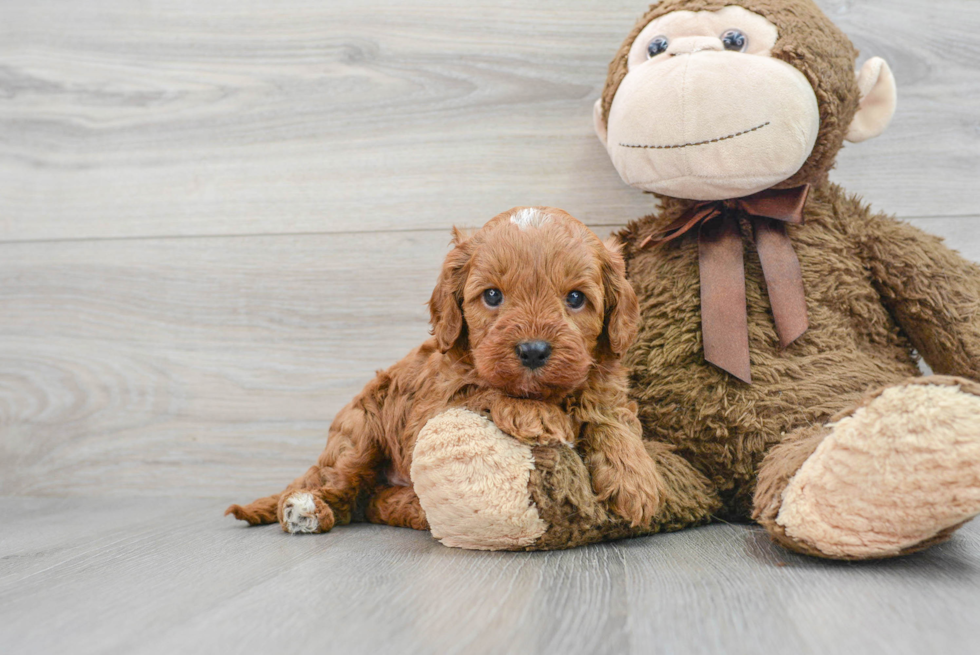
[{"left": 226, "top": 207, "right": 663, "bottom": 532}]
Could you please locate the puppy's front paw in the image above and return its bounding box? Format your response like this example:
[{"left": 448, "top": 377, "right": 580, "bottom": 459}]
[
  {"left": 605, "top": 480, "right": 663, "bottom": 527},
  {"left": 492, "top": 399, "right": 575, "bottom": 447},
  {"left": 592, "top": 456, "right": 665, "bottom": 527},
  {"left": 279, "top": 492, "right": 335, "bottom": 534}
]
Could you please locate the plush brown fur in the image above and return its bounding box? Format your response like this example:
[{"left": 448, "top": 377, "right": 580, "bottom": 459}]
[
  {"left": 516, "top": 180, "right": 980, "bottom": 550},
  {"left": 524, "top": 439, "right": 722, "bottom": 550},
  {"left": 226, "top": 207, "right": 665, "bottom": 532},
  {"left": 619, "top": 182, "right": 977, "bottom": 517},
  {"left": 461, "top": 0, "right": 980, "bottom": 555}
]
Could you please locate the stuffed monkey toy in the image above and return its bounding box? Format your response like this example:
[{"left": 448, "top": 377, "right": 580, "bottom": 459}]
[{"left": 411, "top": 0, "right": 980, "bottom": 557}]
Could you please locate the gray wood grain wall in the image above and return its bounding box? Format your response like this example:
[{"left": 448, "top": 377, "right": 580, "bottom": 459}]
[{"left": 2, "top": 0, "right": 978, "bottom": 498}]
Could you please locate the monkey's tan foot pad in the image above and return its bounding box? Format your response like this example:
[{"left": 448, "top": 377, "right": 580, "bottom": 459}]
[
  {"left": 412, "top": 408, "right": 547, "bottom": 550},
  {"left": 279, "top": 491, "right": 335, "bottom": 534},
  {"left": 777, "top": 378, "right": 980, "bottom": 559}
]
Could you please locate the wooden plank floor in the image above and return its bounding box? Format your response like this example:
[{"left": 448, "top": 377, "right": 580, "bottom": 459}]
[
  {"left": 2, "top": 497, "right": 980, "bottom": 655},
  {"left": 1, "top": 0, "right": 980, "bottom": 652}
]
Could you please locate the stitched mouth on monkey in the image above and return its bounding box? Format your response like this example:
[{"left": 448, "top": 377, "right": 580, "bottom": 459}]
[{"left": 619, "top": 121, "right": 771, "bottom": 151}]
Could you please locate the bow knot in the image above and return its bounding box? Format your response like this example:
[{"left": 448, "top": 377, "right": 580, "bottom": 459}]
[{"left": 639, "top": 185, "right": 810, "bottom": 383}]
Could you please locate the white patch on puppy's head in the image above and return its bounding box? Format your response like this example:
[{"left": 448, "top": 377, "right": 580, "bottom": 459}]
[{"left": 509, "top": 207, "right": 552, "bottom": 231}]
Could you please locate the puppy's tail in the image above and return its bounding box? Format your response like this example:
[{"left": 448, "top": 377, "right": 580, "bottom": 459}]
[{"left": 225, "top": 493, "right": 281, "bottom": 525}]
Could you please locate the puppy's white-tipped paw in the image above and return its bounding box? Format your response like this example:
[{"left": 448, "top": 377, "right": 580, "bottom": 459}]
[{"left": 282, "top": 492, "right": 320, "bottom": 534}]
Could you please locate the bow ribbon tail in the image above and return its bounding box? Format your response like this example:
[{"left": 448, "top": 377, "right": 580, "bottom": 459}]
[
  {"left": 639, "top": 204, "right": 720, "bottom": 249},
  {"left": 753, "top": 218, "right": 809, "bottom": 348},
  {"left": 698, "top": 214, "right": 752, "bottom": 384}
]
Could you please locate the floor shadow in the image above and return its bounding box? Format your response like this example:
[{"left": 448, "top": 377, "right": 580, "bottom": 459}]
[{"left": 743, "top": 524, "right": 980, "bottom": 580}]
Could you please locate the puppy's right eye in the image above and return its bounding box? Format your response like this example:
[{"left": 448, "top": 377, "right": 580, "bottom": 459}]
[{"left": 482, "top": 288, "right": 503, "bottom": 308}]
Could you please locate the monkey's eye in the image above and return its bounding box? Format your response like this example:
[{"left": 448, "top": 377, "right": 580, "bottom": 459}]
[
  {"left": 721, "top": 29, "right": 748, "bottom": 52},
  {"left": 647, "top": 36, "right": 669, "bottom": 58},
  {"left": 565, "top": 290, "right": 586, "bottom": 310},
  {"left": 482, "top": 288, "right": 503, "bottom": 308}
]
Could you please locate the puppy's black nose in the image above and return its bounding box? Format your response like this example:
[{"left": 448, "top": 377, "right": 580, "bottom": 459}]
[{"left": 516, "top": 340, "right": 552, "bottom": 370}]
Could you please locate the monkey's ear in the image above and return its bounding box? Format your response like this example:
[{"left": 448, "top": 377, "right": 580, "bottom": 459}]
[
  {"left": 593, "top": 99, "right": 609, "bottom": 148},
  {"left": 600, "top": 239, "right": 639, "bottom": 358},
  {"left": 845, "top": 57, "right": 897, "bottom": 143},
  {"left": 428, "top": 243, "right": 470, "bottom": 353}
]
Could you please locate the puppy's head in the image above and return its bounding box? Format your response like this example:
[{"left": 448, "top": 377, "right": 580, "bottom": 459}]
[{"left": 429, "top": 207, "right": 639, "bottom": 399}]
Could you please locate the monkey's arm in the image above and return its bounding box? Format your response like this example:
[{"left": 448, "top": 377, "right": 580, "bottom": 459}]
[{"left": 855, "top": 211, "right": 980, "bottom": 380}]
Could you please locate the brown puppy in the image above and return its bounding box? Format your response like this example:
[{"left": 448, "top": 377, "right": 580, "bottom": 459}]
[{"left": 226, "top": 207, "right": 664, "bottom": 534}]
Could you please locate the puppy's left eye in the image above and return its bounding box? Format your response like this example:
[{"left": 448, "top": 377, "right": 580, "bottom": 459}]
[{"left": 565, "top": 290, "right": 586, "bottom": 310}]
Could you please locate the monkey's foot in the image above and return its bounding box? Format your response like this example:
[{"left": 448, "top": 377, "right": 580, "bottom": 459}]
[
  {"left": 412, "top": 408, "right": 548, "bottom": 550},
  {"left": 777, "top": 377, "right": 980, "bottom": 559},
  {"left": 279, "top": 492, "right": 335, "bottom": 535}
]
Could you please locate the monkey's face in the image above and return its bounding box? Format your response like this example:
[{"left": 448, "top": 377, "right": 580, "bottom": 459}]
[{"left": 597, "top": 6, "right": 820, "bottom": 200}]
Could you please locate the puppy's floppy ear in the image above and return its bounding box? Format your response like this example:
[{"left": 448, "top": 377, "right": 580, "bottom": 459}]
[
  {"left": 599, "top": 237, "right": 639, "bottom": 358},
  {"left": 450, "top": 226, "right": 470, "bottom": 246},
  {"left": 429, "top": 230, "right": 472, "bottom": 353}
]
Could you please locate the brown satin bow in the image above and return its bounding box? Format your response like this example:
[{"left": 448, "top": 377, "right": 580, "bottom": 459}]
[{"left": 639, "top": 184, "right": 810, "bottom": 384}]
